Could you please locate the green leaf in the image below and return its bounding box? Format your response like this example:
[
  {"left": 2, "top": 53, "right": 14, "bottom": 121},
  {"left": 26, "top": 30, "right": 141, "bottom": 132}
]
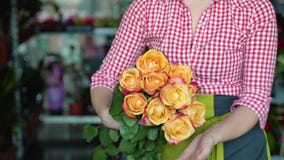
[
  {"left": 151, "top": 148, "right": 163, "bottom": 160},
  {"left": 134, "top": 148, "right": 145, "bottom": 158},
  {"left": 122, "top": 115, "right": 137, "bottom": 127},
  {"left": 109, "top": 129, "right": 120, "bottom": 142},
  {"left": 109, "top": 85, "right": 124, "bottom": 116},
  {"left": 141, "top": 153, "right": 154, "bottom": 160},
  {"left": 120, "top": 123, "right": 139, "bottom": 140},
  {"left": 145, "top": 140, "right": 155, "bottom": 151},
  {"left": 130, "top": 125, "right": 148, "bottom": 143},
  {"left": 112, "top": 114, "right": 123, "bottom": 122},
  {"left": 99, "top": 127, "right": 113, "bottom": 146},
  {"left": 119, "top": 139, "right": 137, "bottom": 153},
  {"left": 141, "top": 156, "right": 148, "bottom": 160},
  {"left": 93, "top": 148, "right": 107, "bottom": 160},
  {"left": 158, "top": 130, "right": 167, "bottom": 144},
  {"left": 83, "top": 124, "right": 98, "bottom": 143},
  {"left": 138, "top": 140, "right": 145, "bottom": 149},
  {"left": 147, "top": 127, "right": 159, "bottom": 141},
  {"left": 126, "top": 155, "right": 135, "bottom": 160},
  {"left": 106, "top": 144, "right": 119, "bottom": 156}
]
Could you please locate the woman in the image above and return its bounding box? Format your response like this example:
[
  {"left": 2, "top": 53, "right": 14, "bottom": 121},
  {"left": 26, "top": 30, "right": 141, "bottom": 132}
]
[{"left": 90, "top": 0, "right": 278, "bottom": 159}]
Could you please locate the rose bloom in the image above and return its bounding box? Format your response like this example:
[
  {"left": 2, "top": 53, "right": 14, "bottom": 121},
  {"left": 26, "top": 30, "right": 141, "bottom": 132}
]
[
  {"left": 160, "top": 78, "right": 192, "bottom": 109},
  {"left": 141, "top": 113, "right": 154, "bottom": 126},
  {"left": 162, "top": 113, "right": 195, "bottom": 145},
  {"left": 142, "top": 106, "right": 176, "bottom": 126},
  {"left": 119, "top": 68, "right": 142, "bottom": 95},
  {"left": 136, "top": 49, "right": 169, "bottom": 74},
  {"left": 188, "top": 82, "right": 199, "bottom": 96},
  {"left": 141, "top": 71, "right": 169, "bottom": 95},
  {"left": 180, "top": 101, "right": 206, "bottom": 128},
  {"left": 144, "top": 97, "right": 172, "bottom": 125},
  {"left": 166, "top": 64, "right": 193, "bottom": 84},
  {"left": 122, "top": 93, "right": 147, "bottom": 118}
]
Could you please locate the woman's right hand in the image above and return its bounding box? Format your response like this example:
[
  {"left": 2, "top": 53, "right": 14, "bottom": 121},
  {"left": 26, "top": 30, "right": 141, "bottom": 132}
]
[
  {"left": 91, "top": 86, "right": 120, "bottom": 130},
  {"left": 98, "top": 108, "right": 120, "bottom": 130}
]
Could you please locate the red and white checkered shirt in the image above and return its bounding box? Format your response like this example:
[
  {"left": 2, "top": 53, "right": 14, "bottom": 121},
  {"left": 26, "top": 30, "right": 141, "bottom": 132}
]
[{"left": 91, "top": 0, "right": 278, "bottom": 128}]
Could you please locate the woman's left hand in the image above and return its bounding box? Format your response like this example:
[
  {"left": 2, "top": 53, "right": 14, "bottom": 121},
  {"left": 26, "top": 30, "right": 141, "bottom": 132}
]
[
  {"left": 177, "top": 106, "right": 259, "bottom": 160},
  {"left": 177, "top": 133, "right": 216, "bottom": 160}
]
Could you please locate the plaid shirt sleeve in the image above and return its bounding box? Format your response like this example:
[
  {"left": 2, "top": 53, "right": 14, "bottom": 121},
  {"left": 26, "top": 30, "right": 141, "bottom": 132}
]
[
  {"left": 90, "top": 0, "right": 147, "bottom": 91},
  {"left": 231, "top": 0, "right": 278, "bottom": 128}
]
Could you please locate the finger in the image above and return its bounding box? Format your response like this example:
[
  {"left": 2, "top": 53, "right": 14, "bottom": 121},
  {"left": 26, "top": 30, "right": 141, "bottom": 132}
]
[
  {"left": 105, "top": 117, "right": 120, "bottom": 129},
  {"left": 177, "top": 135, "right": 201, "bottom": 160},
  {"left": 192, "top": 138, "right": 214, "bottom": 160},
  {"left": 192, "top": 149, "right": 207, "bottom": 160}
]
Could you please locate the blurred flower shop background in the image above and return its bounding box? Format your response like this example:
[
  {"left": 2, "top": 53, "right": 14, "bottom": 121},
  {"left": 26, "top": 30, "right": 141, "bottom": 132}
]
[{"left": 0, "top": 0, "right": 284, "bottom": 160}]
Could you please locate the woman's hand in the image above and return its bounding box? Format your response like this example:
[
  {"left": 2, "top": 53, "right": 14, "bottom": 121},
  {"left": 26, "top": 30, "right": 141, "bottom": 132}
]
[
  {"left": 99, "top": 108, "right": 120, "bottom": 129},
  {"left": 178, "top": 106, "right": 259, "bottom": 160},
  {"left": 91, "top": 86, "right": 120, "bottom": 130},
  {"left": 177, "top": 133, "right": 216, "bottom": 160}
]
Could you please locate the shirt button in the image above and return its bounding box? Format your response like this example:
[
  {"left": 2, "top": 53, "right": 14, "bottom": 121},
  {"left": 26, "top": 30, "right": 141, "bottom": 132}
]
[{"left": 193, "top": 45, "right": 199, "bottom": 49}]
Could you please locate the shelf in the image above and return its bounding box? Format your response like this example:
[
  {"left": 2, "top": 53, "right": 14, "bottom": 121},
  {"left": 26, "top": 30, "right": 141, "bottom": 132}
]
[
  {"left": 39, "top": 115, "right": 101, "bottom": 124},
  {"left": 33, "top": 27, "right": 117, "bottom": 35},
  {"left": 94, "top": 27, "right": 117, "bottom": 36}
]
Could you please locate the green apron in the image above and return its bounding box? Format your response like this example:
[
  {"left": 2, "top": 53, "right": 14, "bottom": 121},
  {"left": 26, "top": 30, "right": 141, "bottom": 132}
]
[{"left": 161, "top": 95, "right": 271, "bottom": 160}]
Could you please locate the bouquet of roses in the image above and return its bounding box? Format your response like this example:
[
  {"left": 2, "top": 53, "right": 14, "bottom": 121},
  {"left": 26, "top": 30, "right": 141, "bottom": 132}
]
[{"left": 84, "top": 49, "right": 206, "bottom": 160}]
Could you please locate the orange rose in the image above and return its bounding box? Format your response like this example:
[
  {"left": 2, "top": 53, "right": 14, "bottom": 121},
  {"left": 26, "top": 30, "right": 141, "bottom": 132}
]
[
  {"left": 136, "top": 49, "right": 169, "bottom": 74},
  {"left": 188, "top": 82, "right": 199, "bottom": 96},
  {"left": 160, "top": 78, "right": 192, "bottom": 109},
  {"left": 141, "top": 113, "right": 154, "bottom": 126},
  {"left": 119, "top": 68, "right": 142, "bottom": 95},
  {"left": 180, "top": 101, "right": 206, "bottom": 128},
  {"left": 144, "top": 98, "right": 172, "bottom": 125},
  {"left": 166, "top": 64, "right": 193, "bottom": 84},
  {"left": 168, "top": 106, "right": 177, "bottom": 115},
  {"left": 122, "top": 93, "right": 147, "bottom": 118},
  {"left": 141, "top": 71, "right": 169, "bottom": 95},
  {"left": 162, "top": 113, "right": 195, "bottom": 145}
]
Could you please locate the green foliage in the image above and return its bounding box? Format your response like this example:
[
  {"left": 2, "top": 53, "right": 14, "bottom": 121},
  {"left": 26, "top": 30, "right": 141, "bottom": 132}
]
[
  {"left": 93, "top": 148, "right": 107, "bottom": 160},
  {"left": 119, "top": 123, "right": 139, "bottom": 140},
  {"left": 83, "top": 85, "right": 166, "bottom": 159},
  {"left": 83, "top": 124, "right": 98, "bottom": 143},
  {"left": 109, "top": 86, "right": 123, "bottom": 117},
  {"left": 99, "top": 127, "right": 114, "bottom": 146},
  {"left": 119, "top": 139, "right": 137, "bottom": 153},
  {"left": 106, "top": 144, "right": 119, "bottom": 156},
  {"left": 122, "top": 115, "right": 137, "bottom": 126},
  {"left": 145, "top": 140, "right": 155, "bottom": 151},
  {"left": 130, "top": 125, "right": 148, "bottom": 142},
  {"left": 147, "top": 127, "right": 159, "bottom": 141},
  {"left": 109, "top": 129, "right": 119, "bottom": 142}
]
